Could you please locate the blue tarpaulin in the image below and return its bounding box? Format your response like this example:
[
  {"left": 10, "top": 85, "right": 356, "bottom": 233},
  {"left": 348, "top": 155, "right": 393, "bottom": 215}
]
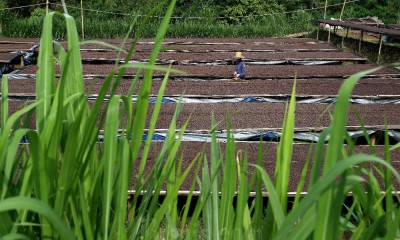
[
  {"left": 242, "top": 97, "right": 258, "bottom": 102},
  {"left": 246, "top": 132, "right": 279, "bottom": 141},
  {"left": 142, "top": 132, "right": 166, "bottom": 140},
  {"left": 148, "top": 97, "right": 175, "bottom": 103}
]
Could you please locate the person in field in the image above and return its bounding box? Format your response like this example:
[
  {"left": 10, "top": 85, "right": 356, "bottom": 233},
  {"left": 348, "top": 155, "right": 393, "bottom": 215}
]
[{"left": 233, "top": 51, "right": 246, "bottom": 80}]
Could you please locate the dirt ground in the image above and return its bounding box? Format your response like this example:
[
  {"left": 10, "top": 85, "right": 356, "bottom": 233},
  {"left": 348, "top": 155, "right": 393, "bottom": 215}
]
[{"left": 3, "top": 36, "right": 400, "bottom": 192}]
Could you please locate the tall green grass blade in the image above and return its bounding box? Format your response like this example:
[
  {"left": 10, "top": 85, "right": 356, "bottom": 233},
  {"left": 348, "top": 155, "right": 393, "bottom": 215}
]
[
  {"left": 129, "top": 104, "right": 182, "bottom": 239},
  {"left": 185, "top": 155, "right": 221, "bottom": 240},
  {"left": 293, "top": 144, "right": 314, "bottom": 208},
  {"left": 219, "top": 121, "right": 236, "bottom": 239},
  {"left": 138, "top": 68, "right": 171, "bottom": 180},
  {"left": 2, "top": 128, "right": 29, "bottom": 199},
  {"left": 253, "top": 165, "right": 285, "bottom": 227},
  {"left": 81, "top": 40, "right": 128, "bottom": 54},
  {"left": 1, "top": 233, "right": 30, "bottom": 240},
  {"left": 315, "top": 67, "right": 381, "bottom": 240},
  {"left": 275, "top": 79, "right": 296, "bottom": 215},
  {"left": 1, "top": 75, "right": 8, "bottom": 130},
  {"left": 202, "top": 156, "right": 213, "bottom": 240},
  {"left": 286, "top": 209, "right": 316, "bottom": 240},
  {"left": 179, "top": 151, "right": 204, "bottom": 237},
  {"left": 145, "top": 120, "right": 190, "bottom": 238},
  {"left": 265, "top": 79, "right": 296, "bottom": 237},
  {"left": 276, "top": 154, "right": 400, "bottom": 240},
  {"left": 383, "top": 122, "right": 396, "bottom": 235},
  {"left": 0, "top": 101, "right": 40, "bottom": 171},
  {"left": 210, "top": 115, "right": 220, "bottom": 240},
  {"left": 165, "top": 212, "right": 180, "bottom": 239},
  {"left": 102, "top": 95, "right": 120, "bottom": 240},
  {"left": 40, "top": 50, "right": 71, "bottom": 202},
  {"left": 252, "top": 139, "right": 264, "bottom": 238},
  {"left": 0, "top": 197, "right": 75, "bottom": 239},
  {"left": 235, "top": 151, "right": 252, "bottom": 239},
  {"left": 36, "top": 12, "right": 55, "bottom": 133},
  {"left": 69, "top": 196, "right": 85, "bottom": 240},
  {"left": 129, "top": 0, "right": 176, "bottom": 168},
  {"left": 78, "top": 183, "right": 94, "bottom": 240},
  {"left": 111, "top": 138, "right": 129, "bottom": 240},
  {"left": 64, "top": 14, "right": 84, "bottom": 96},
  {"left": 309, "top": 128, "right": 330, "bottom": 186},
  {"left": 54, "top": 100, "right": 86, "bottom": 215},
  {"left": 27, "top": 131, "right": 49, "bottom": 204}
]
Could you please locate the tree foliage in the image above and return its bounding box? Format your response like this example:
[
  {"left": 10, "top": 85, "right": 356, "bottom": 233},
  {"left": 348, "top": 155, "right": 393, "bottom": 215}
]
[{"left": 1, "top": 0, "right": 399, "bottom": 23}]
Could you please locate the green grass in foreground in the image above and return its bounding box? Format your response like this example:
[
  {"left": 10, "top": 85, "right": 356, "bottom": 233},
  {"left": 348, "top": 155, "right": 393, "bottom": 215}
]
[{"left": 1, "top": 0, "right": 400, "bottom": 239}]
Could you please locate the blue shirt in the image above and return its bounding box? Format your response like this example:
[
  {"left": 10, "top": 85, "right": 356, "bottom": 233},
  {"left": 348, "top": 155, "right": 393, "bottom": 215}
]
[{"left": 235, "top": 60, "right": 246, "bottom": 79}]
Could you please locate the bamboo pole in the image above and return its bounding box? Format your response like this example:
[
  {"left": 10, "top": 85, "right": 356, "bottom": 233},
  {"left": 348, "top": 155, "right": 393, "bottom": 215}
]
[
  {"left": 60, "top": 0, "right": 69, "bottom": 14},
  {"left": 324, "top": 0, "right": 328, "bottom": 19},
  {"left": 358, "top": 30, "right": 363, "bottom": 52},
  {"left": 339, "top": 0, "right": 346, "bottom": 20},
  {"left": 81, "top": 0, "right": 85, "bottom": 39},
  {"left": 46, "top": 0, "right": 49, "bottom": 15},
  {"left": 377, "top": 33, "right": 383, "bottom": 63}
]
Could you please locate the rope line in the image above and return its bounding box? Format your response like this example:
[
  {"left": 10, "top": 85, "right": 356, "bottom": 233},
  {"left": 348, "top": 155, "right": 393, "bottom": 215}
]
[
  {"left": 0, "top": 3, "right": 46, "bottom": 11},
  {"left": 47, "top": 0, "right": 360, "bottom": 19},
  {"left": 0, "top": 0, "right": 360, "bottom": 19}
]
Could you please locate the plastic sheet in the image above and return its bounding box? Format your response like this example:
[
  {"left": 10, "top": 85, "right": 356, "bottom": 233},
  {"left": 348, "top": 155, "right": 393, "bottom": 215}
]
[
  {"left": 18, "top": 130, "right": 400, "bottom": 144},
  {"left": 124, "top": 60, "right": 341, "bottom": 66},
  {"left": 143, "top": 96, "right": 400, "bottom": 104},
  {"left": 22, "top": 45, "right": 38, "bottom": 65},
  {"left": 0, "top": 64, "right": 11, "bottom": 77},
  {"left": 153, "top": 129, "right": 400, "bottom": 143}
]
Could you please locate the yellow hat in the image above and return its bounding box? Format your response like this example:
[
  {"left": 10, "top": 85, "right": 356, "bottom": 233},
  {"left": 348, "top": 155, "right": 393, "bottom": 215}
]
[{"left": 235, "top": 52, "right": 244, "bottom": 59}]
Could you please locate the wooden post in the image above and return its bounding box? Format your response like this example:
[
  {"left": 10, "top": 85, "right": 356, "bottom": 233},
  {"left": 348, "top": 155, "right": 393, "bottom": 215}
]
[
  {"left": 346, "top": 28, "right": 349, "bottom": 38},
  {"left": 324, "top": 0, "right": 328, "bottom": 19},
  {"left": 328, "top": 24, "right": 331, "bottom": 43},
  {"left": 81, "top": 0, "right": 85, "bottom": 40},
  {"left": 341, "top": 29, "right": 345, "bottom": 48},
  {"left": 316, "top": 23, "right": 320, "bottom": 40},
  {"left": 377, "top": 33, "right": 383, "bottom": 63},
  {"left": 371, "top": 134, "right": 376, "bottom": 146},
  {"left": 358, "top": 30, "right": 363, "bottom": 52}
]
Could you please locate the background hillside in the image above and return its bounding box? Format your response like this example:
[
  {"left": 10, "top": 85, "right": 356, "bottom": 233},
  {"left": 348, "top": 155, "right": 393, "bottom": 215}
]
[{"left": 0, "top": 0, "right": 399, "bottom": 38}]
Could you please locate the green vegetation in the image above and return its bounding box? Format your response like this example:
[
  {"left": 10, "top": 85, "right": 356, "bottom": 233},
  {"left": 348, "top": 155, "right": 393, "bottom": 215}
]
[
  {"left": 1, "top": 0, "right": 400, "bottom": 239},
  {"left": 0, "top": 0, "right": 399, "bottom": 38}
]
